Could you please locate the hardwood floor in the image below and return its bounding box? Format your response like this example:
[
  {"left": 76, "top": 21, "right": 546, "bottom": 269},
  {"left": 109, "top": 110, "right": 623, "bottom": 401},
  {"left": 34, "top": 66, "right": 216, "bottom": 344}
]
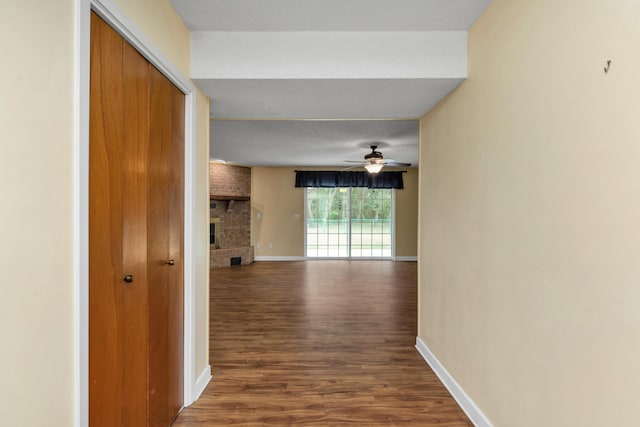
[{"left": 173, "top": 261, "right": 471, "bottom": 426}]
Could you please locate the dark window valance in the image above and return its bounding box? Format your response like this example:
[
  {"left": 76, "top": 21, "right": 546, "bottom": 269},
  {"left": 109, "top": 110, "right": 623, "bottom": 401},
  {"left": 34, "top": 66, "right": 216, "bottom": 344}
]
[{"left": 295, "top": 171, "right": 404, "bottom": 189}]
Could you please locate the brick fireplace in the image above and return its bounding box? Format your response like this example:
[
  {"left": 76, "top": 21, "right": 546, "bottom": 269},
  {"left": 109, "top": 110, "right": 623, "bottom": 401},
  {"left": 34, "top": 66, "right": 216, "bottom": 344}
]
[{"left": 209, "top": 163, "right": 254, "bottom": 268}]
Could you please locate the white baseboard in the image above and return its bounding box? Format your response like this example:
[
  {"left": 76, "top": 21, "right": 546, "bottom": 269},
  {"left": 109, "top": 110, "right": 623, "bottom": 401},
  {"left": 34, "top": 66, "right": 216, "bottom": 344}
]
[
  {"left": 255, "top": 256, "right": 417, "bottom": 262},
  {"left": 192, "top": 365, "right": 212, "bottom": 403},
  {"left": 255, "top": 256, "right": 418, "bottom": 262},
  {"left": 415, "top": 337, "right": 493, "bottom": 427},
  {"left": 395, "top": 256, "right": 417, "bottom": 261}
]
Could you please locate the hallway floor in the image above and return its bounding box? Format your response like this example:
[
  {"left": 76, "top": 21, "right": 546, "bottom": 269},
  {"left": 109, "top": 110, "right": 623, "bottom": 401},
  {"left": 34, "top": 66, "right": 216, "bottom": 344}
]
[{"left": 173, "top": 261, "right": 471, "bottom": 426}]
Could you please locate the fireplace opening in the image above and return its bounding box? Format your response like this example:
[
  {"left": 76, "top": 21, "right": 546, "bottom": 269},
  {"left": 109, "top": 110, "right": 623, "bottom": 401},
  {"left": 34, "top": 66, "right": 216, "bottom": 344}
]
[{"left": 210, "top": 217, "right": 220, "bottom": 249}]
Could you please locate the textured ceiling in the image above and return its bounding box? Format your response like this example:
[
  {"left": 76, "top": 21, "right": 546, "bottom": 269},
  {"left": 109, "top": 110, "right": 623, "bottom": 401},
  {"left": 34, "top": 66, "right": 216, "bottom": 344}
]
[
  {"left": 210, "top": 120, "right": 419, "bottom": 167},
  {"left": 171, "top": 0, "right": 492, "bottom": 31}
]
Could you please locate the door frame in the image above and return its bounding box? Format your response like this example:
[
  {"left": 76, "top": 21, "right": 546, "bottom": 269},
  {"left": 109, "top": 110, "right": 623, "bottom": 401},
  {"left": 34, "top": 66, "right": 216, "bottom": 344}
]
[{"left": 74, "top": 1, "right": 200, "bottom": 425}]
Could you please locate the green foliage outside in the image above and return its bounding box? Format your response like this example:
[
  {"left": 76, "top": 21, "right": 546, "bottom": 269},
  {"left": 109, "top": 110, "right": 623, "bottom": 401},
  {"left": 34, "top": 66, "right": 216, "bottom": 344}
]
[{"left": 307, "top": 188, "right": 392, "bottom": 224}]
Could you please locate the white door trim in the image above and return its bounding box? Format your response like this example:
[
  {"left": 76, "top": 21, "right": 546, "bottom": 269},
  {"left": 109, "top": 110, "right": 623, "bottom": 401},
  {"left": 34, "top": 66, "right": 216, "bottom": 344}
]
[{"left": 73, "top": 1, "right": 200, "bottom": 425}]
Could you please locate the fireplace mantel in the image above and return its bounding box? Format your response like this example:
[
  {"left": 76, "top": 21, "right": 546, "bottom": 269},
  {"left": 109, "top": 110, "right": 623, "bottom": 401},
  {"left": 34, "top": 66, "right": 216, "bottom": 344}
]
[{"left": 210, "top": 195, "right": 250, "bottom": 201}]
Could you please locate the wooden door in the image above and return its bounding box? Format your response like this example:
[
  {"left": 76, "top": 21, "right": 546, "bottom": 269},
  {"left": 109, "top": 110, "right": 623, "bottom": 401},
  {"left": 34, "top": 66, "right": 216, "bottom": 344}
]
[
  {"left": 89, "top": 12, "right": 184, "bottom": 426},
  {"left": 147, "top": 66, "right": 185, "bottom": 427},
  {"left": 120, "top": 38, "right": 151, "bottom": 425},
  {"left": 89, "top": 13, "right": 127, "bottom": 425},
  {"left": 167, "top": 72, "right": 185, "bottom": 423}
]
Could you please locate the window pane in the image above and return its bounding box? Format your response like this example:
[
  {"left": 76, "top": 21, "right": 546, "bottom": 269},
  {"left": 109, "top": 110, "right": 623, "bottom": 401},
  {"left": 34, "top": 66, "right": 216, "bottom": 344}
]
[
  {"left": 306, "top": 188, "right": 349, "bottom": 258},
  {"left": 350, "top": 189, "right": 393, "bottom": 259}
]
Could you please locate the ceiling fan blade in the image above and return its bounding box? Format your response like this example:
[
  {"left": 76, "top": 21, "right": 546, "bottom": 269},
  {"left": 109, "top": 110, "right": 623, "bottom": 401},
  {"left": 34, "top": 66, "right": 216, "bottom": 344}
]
[
  {"left": 384, "top": 161, "right": 411, "bottom": 166},
  {"left": 343, "top": 147, "right": 411, "bottom": 169},
  {"left": 341, "top": 165, "right": 366, "bottom": 171}
]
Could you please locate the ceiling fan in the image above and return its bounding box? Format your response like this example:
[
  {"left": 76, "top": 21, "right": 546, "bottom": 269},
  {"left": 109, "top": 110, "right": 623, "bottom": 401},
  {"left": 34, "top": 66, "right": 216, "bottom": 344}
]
[{"left": 344, "top": 145, "right": 411, "bottom": 174}]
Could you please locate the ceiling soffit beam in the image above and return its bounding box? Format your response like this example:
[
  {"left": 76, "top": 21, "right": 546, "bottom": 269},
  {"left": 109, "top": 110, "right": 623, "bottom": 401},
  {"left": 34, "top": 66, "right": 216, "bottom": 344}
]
[
  {"left": 196, "top": 78, "right": 465, "bottom": 119},
  {"left": 190, "top": 31, "right": 467, "bottom": 80}
]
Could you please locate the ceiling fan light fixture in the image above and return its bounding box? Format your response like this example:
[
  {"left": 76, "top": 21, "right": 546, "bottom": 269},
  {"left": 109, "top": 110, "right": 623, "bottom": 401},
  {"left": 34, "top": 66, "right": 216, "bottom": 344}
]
[
  {"left": 364, "top": 162, "right": 384, "bottom": 174},
  {"left": 345, "top": 144, "right": 408, "bottom": 173}
]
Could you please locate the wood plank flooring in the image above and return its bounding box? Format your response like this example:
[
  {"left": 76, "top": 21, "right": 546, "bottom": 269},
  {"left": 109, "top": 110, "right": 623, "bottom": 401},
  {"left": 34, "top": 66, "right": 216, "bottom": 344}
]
[{"left": 173, "top": 261, "right": 471, "bottom": 426}]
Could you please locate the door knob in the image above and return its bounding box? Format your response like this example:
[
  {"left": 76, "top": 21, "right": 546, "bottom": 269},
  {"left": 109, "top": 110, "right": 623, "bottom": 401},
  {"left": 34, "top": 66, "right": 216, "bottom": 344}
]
[
  {"left": 166, "top": 259, "right": 175, "bottom": 266},
  {"left": 123, "top": 275, "right": 134, "bottom": 283}
]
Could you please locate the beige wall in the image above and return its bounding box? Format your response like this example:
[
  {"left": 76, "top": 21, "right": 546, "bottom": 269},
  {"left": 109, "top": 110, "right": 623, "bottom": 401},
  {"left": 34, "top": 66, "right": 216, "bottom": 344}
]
[
  {"left": 418, "top": 0, "right": 640, "bottom": 425},
  {"left": 251, "top": 167, "right": 418, "bottom": 257},
  {"left": 1, "top": 1, "right": 75, "bottom": 425},
  {"left": 0, "top": 1, "right": 209, "bottom": 424},
  {"left": 252, "top": 168, "right": 306, "bottom": 256},
  {"left": 111, "top": 0, "right": 190, "bottom": 76},
  {"left": 395, "top": 168, "right": 418, "bottom": 257}
]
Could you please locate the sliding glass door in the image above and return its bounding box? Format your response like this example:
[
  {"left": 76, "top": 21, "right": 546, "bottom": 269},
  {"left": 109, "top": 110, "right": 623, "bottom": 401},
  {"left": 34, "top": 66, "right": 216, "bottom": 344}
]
[
  {"left": 350, "top": 188, "right": 393, "bottom": 257},
  {"left": 305, "top": 188, "right": 350, "bottom": 257},
  {"left": 305, "top": 187, "right": 394, "bottom": 258}
]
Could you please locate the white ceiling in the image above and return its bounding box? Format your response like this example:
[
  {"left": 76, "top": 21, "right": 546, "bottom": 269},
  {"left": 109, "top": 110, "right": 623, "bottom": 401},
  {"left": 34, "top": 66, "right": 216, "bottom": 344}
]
[
  {"left": 169, "top": 0, "right": 492, "bottom": 168},
  {"left": 199, "top": 78, "right": 465, "bottom": 119},
  {"left": 171, "top": 0, "right": 492, "bottom": 31}
]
